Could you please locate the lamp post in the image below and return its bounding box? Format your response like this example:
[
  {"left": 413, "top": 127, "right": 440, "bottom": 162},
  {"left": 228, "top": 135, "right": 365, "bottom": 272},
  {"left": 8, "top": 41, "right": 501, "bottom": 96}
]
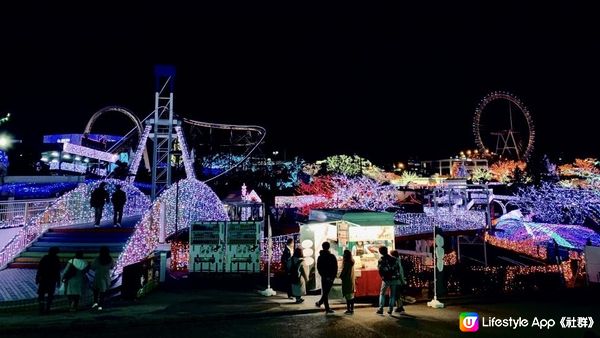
[{"left": 170, "top": 150, "right": 182, "bottom": 237}]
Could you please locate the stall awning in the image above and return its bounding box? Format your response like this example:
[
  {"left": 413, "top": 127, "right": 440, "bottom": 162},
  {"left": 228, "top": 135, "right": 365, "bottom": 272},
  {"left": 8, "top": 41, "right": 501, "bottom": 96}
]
[{"left": 341, "top": 212, "right": 396, "bottom": 226}]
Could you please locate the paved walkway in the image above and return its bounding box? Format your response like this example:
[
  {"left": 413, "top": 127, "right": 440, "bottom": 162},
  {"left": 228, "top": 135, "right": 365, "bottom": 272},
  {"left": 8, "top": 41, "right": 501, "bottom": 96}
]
[
  {"left": 0, "top": 269, "right": 37, "bottom": 302},
  {"left": 0, "top": 289, "right": 372, "bottom": 334}
]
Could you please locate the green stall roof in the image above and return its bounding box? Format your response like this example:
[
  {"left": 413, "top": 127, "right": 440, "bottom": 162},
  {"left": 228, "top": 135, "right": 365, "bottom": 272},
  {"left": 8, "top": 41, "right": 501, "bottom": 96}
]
[{"left": 340, "top": 212, "right": 396, "bottom": 226}]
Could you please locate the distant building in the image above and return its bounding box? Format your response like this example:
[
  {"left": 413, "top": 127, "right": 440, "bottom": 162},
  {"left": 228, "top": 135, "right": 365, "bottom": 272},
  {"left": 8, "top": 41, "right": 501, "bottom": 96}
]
[
  {"left": 421, "top": 158, "right": 488, "bottom": 177},
  {"left": 40, "top": 133, "right": 124, "bottom": 176}
]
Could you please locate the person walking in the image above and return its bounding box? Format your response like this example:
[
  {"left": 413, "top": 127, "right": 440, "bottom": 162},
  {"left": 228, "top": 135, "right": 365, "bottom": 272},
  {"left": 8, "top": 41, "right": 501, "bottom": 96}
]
[
  {"left": 111, "top": 184, "right": 126, "bottom": 227},
  {"left": 63, "top": 251, "right": 90, "bottom": 312},
  {"left": 91, "top": 246, "right": 114, "bottom": 311},
  {"left": 36, "top": 246, "right": 61, "bottom": 314},
  {"left": 281, "top": 238, "right": 294, "bottom": 299},
  {"left": 290, "top": 247, "right": 308, "bottom": 303},
  {"left": 376, "top": 246, "right": 401, "bottom": 315},
  {"left": 315, "top": 242, "right": 338, "bottom": 314},
  {"left": 90, "top": 182, "right": 109, "bottom": 227},
  {"left": 340, "top": 249, "right": 356, "bottom": 315},
  {"left": 390, "top": 250, "right": 408, "bottom": 314}
]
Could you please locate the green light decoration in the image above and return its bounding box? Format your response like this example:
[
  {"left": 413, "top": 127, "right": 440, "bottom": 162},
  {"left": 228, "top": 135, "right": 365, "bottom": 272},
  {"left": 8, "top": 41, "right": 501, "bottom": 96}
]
[{"left": 0, "top": 113, "right": 9, "bottom": 126}]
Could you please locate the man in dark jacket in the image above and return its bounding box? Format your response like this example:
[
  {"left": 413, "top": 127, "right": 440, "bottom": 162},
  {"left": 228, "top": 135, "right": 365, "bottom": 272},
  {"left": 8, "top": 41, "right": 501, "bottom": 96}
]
[
  {"left": 111, "top": 184, "right": 126, "bottom": 227},
  {"left": 281, "top": 238, "right": 294, "bottom": 299},
  {"left": 376, "top": 246, "right": 401, "bottom": 315},
  {"left": 90, "top": 182, "right": 110, "bottom": 227},
  {"left": 315, "top": 241, "right": 338, "bottom": 313},
  {"left": 36, "top": 246, "right": 61, "bottom": 314}
]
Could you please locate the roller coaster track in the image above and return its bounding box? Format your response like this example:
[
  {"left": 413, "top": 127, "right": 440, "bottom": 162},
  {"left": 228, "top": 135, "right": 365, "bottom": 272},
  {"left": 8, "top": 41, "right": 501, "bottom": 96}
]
[{"left": 182, "top": 118, "right": 267, "bottom": 183}]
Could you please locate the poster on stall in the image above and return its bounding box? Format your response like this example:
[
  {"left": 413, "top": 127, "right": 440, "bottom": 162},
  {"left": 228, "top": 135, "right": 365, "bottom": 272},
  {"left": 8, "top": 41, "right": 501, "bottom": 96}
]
[
  {"left": 225, "top": 221, "right": 261, "bottom": 273},
  {"left": 337, "top": 222, "right": 349, "bottom": 247},
  {"left": 189, "top": 221, "right": 225, "bottom": 273}
]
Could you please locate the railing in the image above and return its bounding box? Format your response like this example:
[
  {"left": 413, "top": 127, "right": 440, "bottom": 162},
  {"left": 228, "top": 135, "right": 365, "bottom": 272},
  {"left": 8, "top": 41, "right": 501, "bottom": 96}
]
[
  {"left": 0, "top": 199, "right": 56, "bottom": 229},
  {"left": 0, "top": 180, "right": 151, "bottom": 270}
]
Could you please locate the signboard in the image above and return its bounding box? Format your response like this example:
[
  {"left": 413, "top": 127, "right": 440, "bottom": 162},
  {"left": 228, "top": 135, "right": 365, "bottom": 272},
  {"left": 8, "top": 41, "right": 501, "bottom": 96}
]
[
  {"left": 337, "top": 222, "right": 349, "bottom": 247},
  {"left": 189, "top": 221, "right": 225, "bottom": 273},
  {"left": 225, "top": 221, "right": 261, "bottom": 273},
  {"left": 348, "top": 226, "right": 394, "bottom": 242}
]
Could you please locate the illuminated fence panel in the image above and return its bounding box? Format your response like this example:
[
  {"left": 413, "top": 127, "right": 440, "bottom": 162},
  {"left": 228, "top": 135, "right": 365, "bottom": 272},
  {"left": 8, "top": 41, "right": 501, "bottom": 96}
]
[
  {"left": 259, "top": 233, "right": 301, "bottom": 273},
  {"left": 395, "top": 210, "right": 486, "bottom": 237},
  {"left": 0, "top": 199, "right": 56, "bottom": 229}
]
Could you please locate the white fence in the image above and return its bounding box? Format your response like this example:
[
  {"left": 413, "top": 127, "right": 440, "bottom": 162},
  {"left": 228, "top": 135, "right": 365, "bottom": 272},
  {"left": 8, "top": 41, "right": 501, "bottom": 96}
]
[{"left": 0, "top": 199, "right": 56, "bottom": 229}]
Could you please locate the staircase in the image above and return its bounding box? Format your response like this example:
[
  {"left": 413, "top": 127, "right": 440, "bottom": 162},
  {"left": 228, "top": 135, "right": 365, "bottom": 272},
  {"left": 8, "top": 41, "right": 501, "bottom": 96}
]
[
  {"left": 7, "top": 227, "right": 133, "bottom": 269},
  {"left": 0, "top": 216, "right": 140, "bottom": 303}
]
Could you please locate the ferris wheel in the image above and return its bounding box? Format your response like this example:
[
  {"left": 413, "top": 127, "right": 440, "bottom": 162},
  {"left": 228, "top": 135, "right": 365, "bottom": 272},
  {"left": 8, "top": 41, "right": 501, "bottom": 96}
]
[{"left": 473, "top": 91, "right": 535, "bottom": 160}]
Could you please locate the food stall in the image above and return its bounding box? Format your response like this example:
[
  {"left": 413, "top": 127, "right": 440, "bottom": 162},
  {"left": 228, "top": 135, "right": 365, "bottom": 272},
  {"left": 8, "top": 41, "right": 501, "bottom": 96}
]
[{"left": 299, "top": 210, "right": 395, "bottom": 296}]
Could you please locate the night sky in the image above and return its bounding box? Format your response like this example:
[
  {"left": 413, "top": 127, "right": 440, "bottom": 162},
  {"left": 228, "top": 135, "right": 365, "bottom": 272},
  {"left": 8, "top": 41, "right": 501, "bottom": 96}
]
[{"left": 1, "top": 4, "right": 598, "bottom": 167}]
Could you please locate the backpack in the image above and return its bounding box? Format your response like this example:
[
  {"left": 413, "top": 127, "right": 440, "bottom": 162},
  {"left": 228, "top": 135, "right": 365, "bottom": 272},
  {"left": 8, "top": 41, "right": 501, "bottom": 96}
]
[{"left": 380, "top": 256, "right": 400, "bottom": 281}]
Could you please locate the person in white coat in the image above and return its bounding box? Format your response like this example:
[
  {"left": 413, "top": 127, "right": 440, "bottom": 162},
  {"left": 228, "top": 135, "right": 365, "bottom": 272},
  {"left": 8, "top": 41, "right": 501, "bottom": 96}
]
[
  {"left": 63, "top": 251, "right": 90, "bottom": 312},
  {"left": 290, "top": 247, "right": 309, "bottom": 303}
]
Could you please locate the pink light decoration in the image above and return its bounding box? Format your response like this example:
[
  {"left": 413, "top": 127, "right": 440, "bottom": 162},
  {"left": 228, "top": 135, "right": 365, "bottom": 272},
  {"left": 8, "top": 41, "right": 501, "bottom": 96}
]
[
  {"left": 295, "top": 175, "right": 398, "bottom": 215},
  {"left": 128, "top": 125, "right": 152, "bottom": 182},
  {"left": 115, "top": 178, "right": 228, "bottom": 274},
  {"left": 0, "top": 179, "right": 150, "bottom": 269},
  {"left": 174, "top": 126, "right": 196, "bottom": 179}
]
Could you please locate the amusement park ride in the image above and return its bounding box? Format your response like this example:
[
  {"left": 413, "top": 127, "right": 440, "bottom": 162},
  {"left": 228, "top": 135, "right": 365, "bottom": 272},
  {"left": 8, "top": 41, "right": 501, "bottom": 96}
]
[
  {"left": 473, "top": 91, "right": 535, "bottom": 161},
  {"left": 67, "top": 65, "right": 266, "bottom": 200}
]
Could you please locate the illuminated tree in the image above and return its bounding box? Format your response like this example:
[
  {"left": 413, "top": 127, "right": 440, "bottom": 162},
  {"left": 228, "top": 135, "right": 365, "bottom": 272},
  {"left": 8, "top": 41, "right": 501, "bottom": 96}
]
[
  {"left": 558, "top": 158, "right": 600, "bottom": 189},
  {"left": 302, "top": 162, "right": 322, "bottom": 176},
  {"left": 321, "top": 154, "right": 368, "bottom": 176},
  {"left": 296, "top": 175, "right": 398, "bottom": 214},
  {"left": 490, "top": 160, "right": 527, "bottom": 183},
  {"left": 517, "top": 183, "right": 600, "bottom": 225},
  {"left": 472, "top": 167, "right": 492, "bottom": 183}
]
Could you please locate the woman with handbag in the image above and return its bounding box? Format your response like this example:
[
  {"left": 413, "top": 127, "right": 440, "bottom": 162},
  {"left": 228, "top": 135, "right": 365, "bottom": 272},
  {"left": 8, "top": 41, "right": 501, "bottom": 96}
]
[{"left": 63, "top": 251, "right": 90, "bottom": 312}]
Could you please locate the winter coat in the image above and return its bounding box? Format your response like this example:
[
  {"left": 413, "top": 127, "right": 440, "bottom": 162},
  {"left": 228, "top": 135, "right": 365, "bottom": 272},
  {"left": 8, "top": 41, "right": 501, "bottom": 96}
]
[
  {"left": 111, "top": 190, "right": 126, "bottom": 208},
  {"left": 90, "top": 188, "right": 109, "bottom": 208},
  {"left": 92, "top": 257, "right": 115, "bottom": 292},
  {"left": 340, "top": 260, "right": 356, "bottom": 295},
  {"left": 290, "top": 257, "right": 308, "bottom": 297},
  {"left": 281, "top": 246, "right": 292, "bottom": 272},
  {"left": 36, "top": 254, "right": 61, "bottom": 288},
  {"left": 396, "top": 257, "right": 407, "bottom": 286},
  {"left": 378, "top": 255, "right": 401, "bottom": 285},
  {"left": 64, "top": 258, "right": 90, "bottom": 296},
  {"left": 316, "top": 250, "right": 338, "bottom": 280}
]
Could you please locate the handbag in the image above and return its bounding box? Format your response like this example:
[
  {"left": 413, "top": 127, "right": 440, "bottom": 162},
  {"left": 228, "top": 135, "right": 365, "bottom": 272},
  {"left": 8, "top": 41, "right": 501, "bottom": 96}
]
[
  {"left": 62, "top": 261, "right": 77, "bottom": 282},
  {"left": 57, "top": 281, "right": 66, "bottom": 295}
]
